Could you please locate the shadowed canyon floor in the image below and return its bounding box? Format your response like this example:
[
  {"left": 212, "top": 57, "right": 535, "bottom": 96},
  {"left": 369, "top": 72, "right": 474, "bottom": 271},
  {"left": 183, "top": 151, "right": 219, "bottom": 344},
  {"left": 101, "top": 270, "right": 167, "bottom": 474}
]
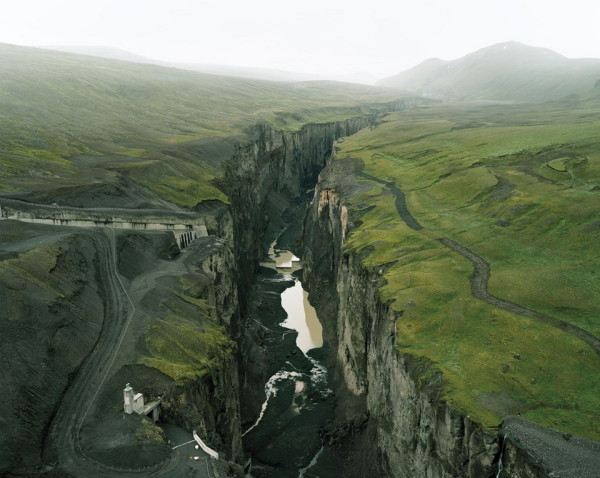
[{"left": 240, "top": 239, "right": 334, "bottom": 477}]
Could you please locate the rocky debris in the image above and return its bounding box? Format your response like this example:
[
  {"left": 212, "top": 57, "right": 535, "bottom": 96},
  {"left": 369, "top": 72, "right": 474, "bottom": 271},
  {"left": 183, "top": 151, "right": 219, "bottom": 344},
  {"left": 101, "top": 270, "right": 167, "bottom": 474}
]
[
  {"left": 321, "top": 413, "right": 370, "bottom": 445},
  {"left": 501, "top": 416, "right": 600, "bottom": 478}
]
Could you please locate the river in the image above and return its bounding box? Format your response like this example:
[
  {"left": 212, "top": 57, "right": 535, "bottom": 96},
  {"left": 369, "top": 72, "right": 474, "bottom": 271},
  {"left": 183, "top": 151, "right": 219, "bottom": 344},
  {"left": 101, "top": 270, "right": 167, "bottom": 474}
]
[{"left": 242, "top": 241, "right": 333, "bottom": 477}]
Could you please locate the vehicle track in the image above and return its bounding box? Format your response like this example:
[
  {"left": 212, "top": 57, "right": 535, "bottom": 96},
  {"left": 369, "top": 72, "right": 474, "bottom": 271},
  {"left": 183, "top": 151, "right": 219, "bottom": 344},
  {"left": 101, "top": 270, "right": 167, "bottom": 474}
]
[
  {"left": 43, "top": 229, "right": 128, "bottom": 474},
  {"left": 356, "top": 171, "right": 600, "bottom": 357},
  {"left": 41, "top": 228, "right": 202, "bottom": 477}
]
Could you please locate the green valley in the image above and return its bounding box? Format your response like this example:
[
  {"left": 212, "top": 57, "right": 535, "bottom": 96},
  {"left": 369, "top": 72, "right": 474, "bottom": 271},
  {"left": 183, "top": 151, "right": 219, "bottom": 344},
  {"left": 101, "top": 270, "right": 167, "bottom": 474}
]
[{"left": 2, "top": 37, "right": 600, "bottom": 478}]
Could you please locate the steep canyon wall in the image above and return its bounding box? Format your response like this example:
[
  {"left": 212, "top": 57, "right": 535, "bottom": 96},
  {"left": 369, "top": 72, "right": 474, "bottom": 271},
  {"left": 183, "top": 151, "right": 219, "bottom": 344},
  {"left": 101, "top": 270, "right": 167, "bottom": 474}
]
[{"left": 301, "top": 159, "right": 502, "bottom": 477}]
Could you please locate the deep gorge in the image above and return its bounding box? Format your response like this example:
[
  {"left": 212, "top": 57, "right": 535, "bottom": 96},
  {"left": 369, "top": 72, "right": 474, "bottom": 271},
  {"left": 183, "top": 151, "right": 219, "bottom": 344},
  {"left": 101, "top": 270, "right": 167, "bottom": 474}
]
[
  {"left": 220, "top": 113, "right": 576, "bottom": 477},
  {"left": 2, "top": 108, "right": 580, "bottom": 477},
  {"left": 3, "top": 41, "right": 600, "bottom": 478},
  {"left": 221, "top": 114, "right": 503, "bottom": 476}
]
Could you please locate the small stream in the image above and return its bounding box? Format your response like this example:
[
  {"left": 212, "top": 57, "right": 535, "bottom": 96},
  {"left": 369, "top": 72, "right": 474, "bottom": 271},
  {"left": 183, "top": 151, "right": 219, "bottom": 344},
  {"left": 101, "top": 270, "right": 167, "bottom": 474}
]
[{"left": 243, "top": 242, "right": 333, "bottom": 477}]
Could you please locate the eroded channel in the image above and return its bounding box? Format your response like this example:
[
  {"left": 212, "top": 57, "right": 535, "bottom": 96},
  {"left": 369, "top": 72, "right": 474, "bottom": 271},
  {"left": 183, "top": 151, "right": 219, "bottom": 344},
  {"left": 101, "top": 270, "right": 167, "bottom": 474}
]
[{"left": 242, "top": 239, "right": 333, "bottom": 477}]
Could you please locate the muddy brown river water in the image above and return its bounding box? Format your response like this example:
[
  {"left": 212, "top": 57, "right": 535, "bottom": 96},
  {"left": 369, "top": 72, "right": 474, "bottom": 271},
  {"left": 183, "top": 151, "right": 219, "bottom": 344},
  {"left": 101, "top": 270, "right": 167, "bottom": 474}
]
[{"left": 244, "top": 242, "right": 333, "bottom": 477}]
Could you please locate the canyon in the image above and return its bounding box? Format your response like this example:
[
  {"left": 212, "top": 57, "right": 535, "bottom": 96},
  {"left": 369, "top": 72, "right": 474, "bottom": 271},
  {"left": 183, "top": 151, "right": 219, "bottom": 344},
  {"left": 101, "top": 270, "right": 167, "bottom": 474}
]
[{"left": 1, "top": 47, "right": 599, "bottom": 474}]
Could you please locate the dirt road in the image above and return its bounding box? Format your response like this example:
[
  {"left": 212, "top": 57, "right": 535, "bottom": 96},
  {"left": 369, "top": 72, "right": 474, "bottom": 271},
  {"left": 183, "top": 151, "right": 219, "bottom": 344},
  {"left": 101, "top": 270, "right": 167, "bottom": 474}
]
[
  {"left": 41, "top": 229, "right": 221, "bottom": 477},
  {"left": 356, "top": 171, "right": 600, "bottom": 357}
]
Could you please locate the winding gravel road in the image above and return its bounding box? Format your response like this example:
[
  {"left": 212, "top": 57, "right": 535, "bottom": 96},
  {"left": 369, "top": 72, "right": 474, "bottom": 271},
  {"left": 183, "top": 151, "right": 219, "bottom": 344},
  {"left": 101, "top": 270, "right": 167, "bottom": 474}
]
[
  {"left": 40, "top": 228, "right": 218, "bottom": 477},
  {"left": 357, "top": 171, "right": 600, "bottom": 357}
]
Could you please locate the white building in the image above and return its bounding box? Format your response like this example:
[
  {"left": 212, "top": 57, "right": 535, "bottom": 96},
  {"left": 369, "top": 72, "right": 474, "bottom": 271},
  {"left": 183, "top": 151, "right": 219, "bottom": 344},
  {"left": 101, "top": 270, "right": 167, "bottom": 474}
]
[{"left": 123, "top": 383, "right": 145, "bottom": 414}]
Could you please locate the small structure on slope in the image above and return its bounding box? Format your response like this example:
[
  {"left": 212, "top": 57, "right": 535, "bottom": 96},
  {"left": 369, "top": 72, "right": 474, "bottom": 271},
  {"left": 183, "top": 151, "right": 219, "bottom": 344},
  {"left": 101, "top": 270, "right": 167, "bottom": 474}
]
[{"left": 123, "top": 383, "right": 161, "bottom": 422}]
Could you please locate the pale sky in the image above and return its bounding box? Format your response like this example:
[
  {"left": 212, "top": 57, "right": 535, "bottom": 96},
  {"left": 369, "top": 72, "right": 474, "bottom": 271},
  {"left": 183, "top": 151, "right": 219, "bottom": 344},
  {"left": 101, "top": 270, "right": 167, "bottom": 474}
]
[{"left": 1, "top": 0, "right": 599, "bottom": 79}]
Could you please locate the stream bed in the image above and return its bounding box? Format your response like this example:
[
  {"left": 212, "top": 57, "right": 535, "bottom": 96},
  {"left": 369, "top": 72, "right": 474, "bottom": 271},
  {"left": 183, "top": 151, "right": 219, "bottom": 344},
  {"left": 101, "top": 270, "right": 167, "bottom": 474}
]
[{"left": 242, "top": 242, "right": 334, "bottom": 477}]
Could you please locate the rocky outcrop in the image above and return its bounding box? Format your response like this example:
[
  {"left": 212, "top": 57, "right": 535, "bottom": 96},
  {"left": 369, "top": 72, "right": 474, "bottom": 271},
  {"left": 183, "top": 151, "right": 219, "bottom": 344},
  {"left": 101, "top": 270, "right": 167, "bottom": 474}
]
[
  {"left": 500, "top": 416, "right": 600, "bottom": 478},
  {"left": 162, "top": 232, "right": 243, "bottom": 461},
  {"left": 160, "top": 353, "right": 242, "bottom": 462},
  {"left": 301, "top": 158, "right": 500, "bottom": 477}
]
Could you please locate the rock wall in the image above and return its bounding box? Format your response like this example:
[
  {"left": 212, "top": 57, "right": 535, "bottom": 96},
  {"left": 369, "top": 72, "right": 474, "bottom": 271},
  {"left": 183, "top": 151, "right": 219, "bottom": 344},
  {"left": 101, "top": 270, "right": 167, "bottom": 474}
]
[
  {"left": 161, "top": 354, "right": 242, "bottom": 462},
  {"left": 301, "top": 159, "right": 501, "bottom": 477},
  {"left": 224, "top": 117, "right": 376, "bottom": 302},
  {"left": 501, "top": 440, "right": 547, "bottom": 478},
  {"left": 136, "top": 215, "right": 243, "bottom": 462},
  {"left": 223, "top": 97, "right": 432, "bottom": 298},
  {"left": 164, "top": 231, "right": 243, "bottom": 461},
  {"left": 300, "top": 157, "right": 600, "bottom": 477},
  {"left": 155, "top": 115, "right": 386, "bottom": 466}
]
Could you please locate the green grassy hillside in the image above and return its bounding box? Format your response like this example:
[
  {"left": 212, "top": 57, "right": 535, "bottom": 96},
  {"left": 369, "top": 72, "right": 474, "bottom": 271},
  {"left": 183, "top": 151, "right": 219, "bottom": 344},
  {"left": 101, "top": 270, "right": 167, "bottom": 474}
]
[
  {"left": 0, "top": 43, "right": 404, "bottom": 207},
  {"left": 379, "top": 42, "right": 600, "bottom": 103},
  {"left": 335, "top": 95, "right": 600, "bottom": 440}
]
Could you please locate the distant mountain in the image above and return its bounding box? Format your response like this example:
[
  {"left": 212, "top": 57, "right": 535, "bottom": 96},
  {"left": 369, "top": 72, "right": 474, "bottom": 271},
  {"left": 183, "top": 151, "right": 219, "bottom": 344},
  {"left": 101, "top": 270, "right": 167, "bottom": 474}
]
[
  {"left": 44, "top": 45, "right": 376, "bottom": 84},
  {"left": 378, "top": 42, "right": 600, "bottom": 102},
  {"left": 567, "top": 77, "right": 600, "bottom": 107}
]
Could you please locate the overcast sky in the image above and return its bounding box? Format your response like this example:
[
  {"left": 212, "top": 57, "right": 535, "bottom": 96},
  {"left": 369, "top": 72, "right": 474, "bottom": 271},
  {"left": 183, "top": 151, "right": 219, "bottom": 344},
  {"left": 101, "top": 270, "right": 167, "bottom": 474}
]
[{"left": 1, "top": 0, "right": 599, "bottom": 79}]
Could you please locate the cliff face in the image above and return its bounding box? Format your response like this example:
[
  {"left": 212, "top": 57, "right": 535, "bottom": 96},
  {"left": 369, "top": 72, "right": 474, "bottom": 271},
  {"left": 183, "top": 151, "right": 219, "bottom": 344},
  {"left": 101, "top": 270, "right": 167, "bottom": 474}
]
[
  {"left": 301, "top": 159, "right": 500, "bottom": 477},
  {"left": 116, "top": 216, "right": 243, "bottom": 463},
  {"left": 188, "top": 232, "right": 242, "bottom": 460},
  {"left": 224, "top": 118, "right": 376, "bottom": 300},
  {"left": 161, "top": 353, "right": 242, "bottom": 461},
  {"left": 221, "top": 109, "right": 506, "bottom": 476},
  {"left": 224, "top": 101, "right": 432, "bottom": 289},
  {"left": 0, "top": 210, "right": 243, "bottom": 476}
]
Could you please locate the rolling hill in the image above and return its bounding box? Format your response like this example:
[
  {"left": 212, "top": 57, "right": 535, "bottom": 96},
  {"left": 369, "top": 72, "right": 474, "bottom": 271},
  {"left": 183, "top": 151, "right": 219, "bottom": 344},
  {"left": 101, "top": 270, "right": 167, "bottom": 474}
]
[
  {"left": 45, "top": 45, "right": 378, "bottom": 84},
  {"left": 0, "top": 43, "right": 405, "bottom": 208},
  {"left": 378, "top": 41, "right": 600, "bottom": 103}
]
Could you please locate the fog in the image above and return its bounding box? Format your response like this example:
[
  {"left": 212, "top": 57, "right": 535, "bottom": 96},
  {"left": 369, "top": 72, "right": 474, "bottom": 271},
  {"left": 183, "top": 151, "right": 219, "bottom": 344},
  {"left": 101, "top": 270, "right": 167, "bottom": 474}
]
[{"left": 1, "top": 0, "right": 599, "bottom": 81}]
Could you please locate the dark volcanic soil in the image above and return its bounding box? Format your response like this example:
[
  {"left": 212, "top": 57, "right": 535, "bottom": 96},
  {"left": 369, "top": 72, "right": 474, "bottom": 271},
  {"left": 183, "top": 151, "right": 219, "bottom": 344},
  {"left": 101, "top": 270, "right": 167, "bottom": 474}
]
[{"left": 0, "top": 222, "right": 106, "bottom": 476}]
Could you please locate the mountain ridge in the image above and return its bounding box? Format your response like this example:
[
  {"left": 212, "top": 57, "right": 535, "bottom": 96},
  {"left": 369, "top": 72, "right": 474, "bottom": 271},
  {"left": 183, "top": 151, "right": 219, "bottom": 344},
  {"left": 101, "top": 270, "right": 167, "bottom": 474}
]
[{"left": 378, "top": 41, "right": 600, "bottom": 102}]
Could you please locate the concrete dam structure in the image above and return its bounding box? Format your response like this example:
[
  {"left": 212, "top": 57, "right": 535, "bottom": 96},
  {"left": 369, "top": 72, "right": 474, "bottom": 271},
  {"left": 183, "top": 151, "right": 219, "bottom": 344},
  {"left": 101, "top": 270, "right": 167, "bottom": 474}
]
[{"left": 0, "top": 199, "right": 209, "bottom": 250}]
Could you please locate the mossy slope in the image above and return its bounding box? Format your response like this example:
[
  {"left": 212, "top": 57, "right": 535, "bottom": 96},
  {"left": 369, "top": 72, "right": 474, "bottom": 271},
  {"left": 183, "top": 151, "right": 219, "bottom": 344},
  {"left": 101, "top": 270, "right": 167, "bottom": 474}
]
[
  {"left": 336, "top": 98, "right": 600, "bottom": 441},
  {"left": 0, "top": 43, "right": 406, "bottom": 207},
  {"left": 138, "top": 273, "right": 235, "bottom": 384}
]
